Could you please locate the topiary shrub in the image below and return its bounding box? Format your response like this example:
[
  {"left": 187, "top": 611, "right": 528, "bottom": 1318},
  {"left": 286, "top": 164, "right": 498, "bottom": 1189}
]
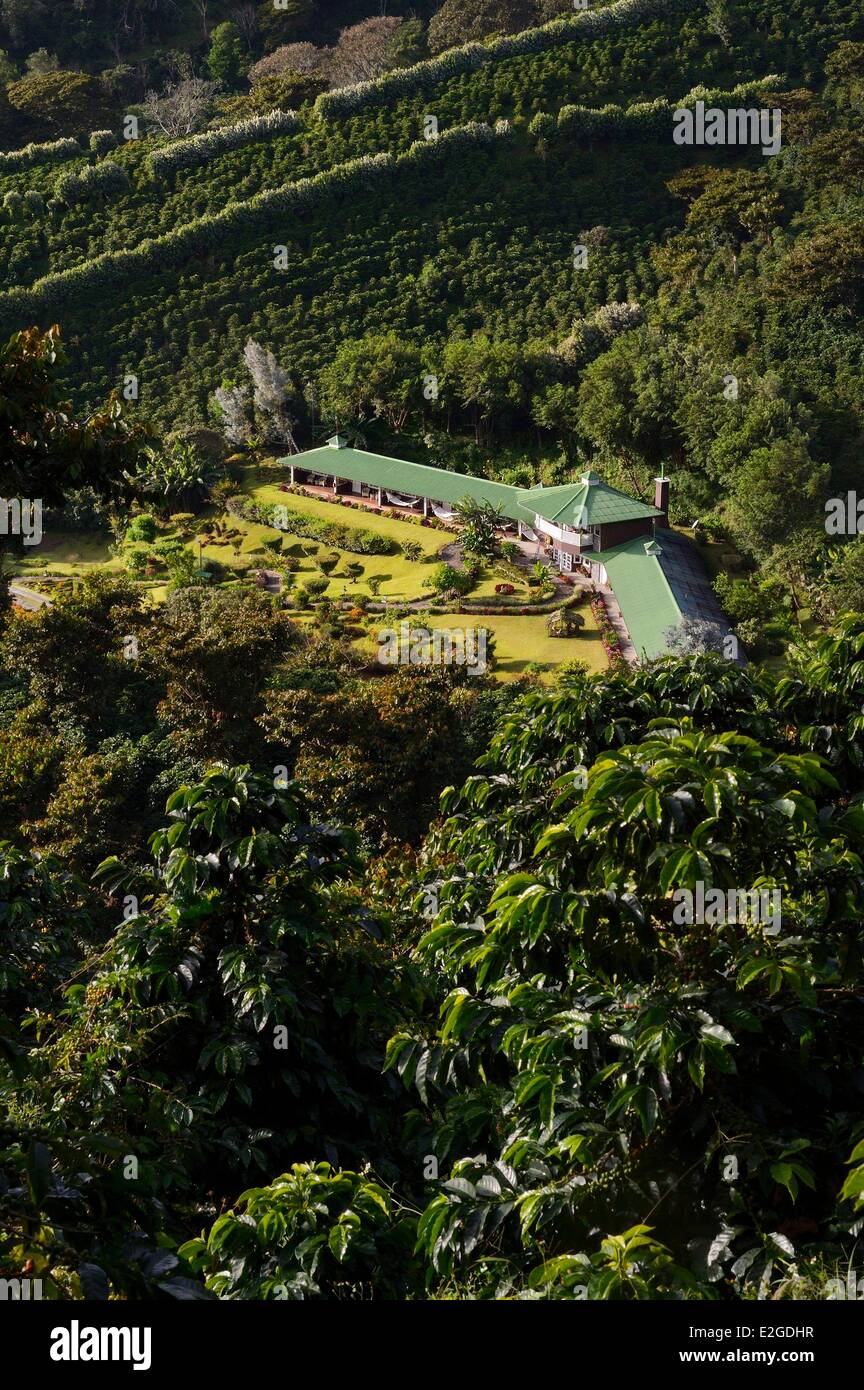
[
  {"left": 426, "top": 562, "right": 476, "bottom": 597},
  {"left": 125, "top": 513, "right": 159, "bottom": 543}
]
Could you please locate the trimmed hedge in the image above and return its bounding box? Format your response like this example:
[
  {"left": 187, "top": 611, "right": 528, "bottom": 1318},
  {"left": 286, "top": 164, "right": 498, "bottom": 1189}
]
[
  {"left": 148, "top": 109, "right": 301, "bottom": 180},
  {"left": 0, "top": 123, "right": 501, "bottom": 336},
  {"left": 227, "top": 495, "right": 398, "bottom": 556},
  {"left": 531, "top": 77, "right": 786, "bottom": 143},
  {"left": 0, "top": 137, "right": 81, "bottom": 174},
  {"left": 314, "top": 0, "right": 687, "bottom": 120}
]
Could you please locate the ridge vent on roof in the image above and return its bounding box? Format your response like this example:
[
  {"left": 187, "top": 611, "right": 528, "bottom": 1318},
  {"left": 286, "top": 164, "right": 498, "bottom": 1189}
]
[
  {"left": 581, "top": 470, "right": 601, "bottom": 486},
  {"left": 327, "top": 434, "right": 350, "bottom": 449}
]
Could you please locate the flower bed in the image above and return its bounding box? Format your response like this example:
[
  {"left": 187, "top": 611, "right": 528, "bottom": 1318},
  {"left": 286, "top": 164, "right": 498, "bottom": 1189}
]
[
  {"left": 591, "top": 593, "right": 626, "bottom": 666},
  {"left": 457, "top": 598, "right": 568, "bottom": 617}
]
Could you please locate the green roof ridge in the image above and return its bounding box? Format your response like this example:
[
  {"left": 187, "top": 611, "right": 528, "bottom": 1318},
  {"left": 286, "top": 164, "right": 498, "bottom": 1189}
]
[{"left": 282, "top": 444, "right": 531, "bottom": 523}]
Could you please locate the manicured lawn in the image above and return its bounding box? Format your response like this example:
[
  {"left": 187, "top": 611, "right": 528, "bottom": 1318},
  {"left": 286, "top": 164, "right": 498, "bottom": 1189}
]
[
  {"left": 241, "top": 479, "right": 533, "bottom": 601},
  {"left": 225, "top": 493, "right": 503, "bottom": 600},
  {"left": 425, "top": 610, "right": 607, "bottom": 678},
  {"left": 244, "top": 474, "right": 445, "bottom": 556},
  {"left": 15, "top": 532, "right": 122, "bottom": 574},
  {"left": 13, "top": 503, "right": 594, "bottom": 678},
  {"left": 158, "top": 514, "right": 439, "bottom": 602},
  {"left": 355, "top": 607, "right": 607, "bottom": 681},
  {"left": 15, "top": 480, "right": 531, "bottom": 609}
]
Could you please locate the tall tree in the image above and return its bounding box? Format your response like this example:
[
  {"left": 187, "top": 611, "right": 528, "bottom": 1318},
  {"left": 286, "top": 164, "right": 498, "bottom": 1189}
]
[
  {"left": 0, "top": 327, "right": 150, "bottom": 504},
  {"left": 5, "top": 69, "right": 115, "bottom": 135},
  {"left": 576, "top": 328, "right": 682, "bottom": 476},
  {"left": 326, "top": 18, "right": 404, "bottom": 88},
  {"left": 318, "top": 333, "right": 425, "bottom": 433},
  {"left": 726, "top": 438, "right": 830, "bottom": 561},
  {"left": 0, "top": 327, "right": 150, "bottom": 606},
  {"left": 206, "top": 21, "right": 247, "bottom": 89},
  {"left": 428, "top": 0, "right": 537, "bottom": 54}
]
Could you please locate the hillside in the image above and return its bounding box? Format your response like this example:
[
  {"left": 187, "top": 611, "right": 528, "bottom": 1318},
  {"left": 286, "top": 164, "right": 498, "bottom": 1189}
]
[
  {"left": 0, "top": 0, "right": 861, "bottom": 558},
  {"left": 3, "top": 0, "right": 864, "bottom": 1323}
]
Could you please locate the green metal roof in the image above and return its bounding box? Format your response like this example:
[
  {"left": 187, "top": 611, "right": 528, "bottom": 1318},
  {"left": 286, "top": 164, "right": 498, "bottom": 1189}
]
[
  {"left": 284, "top": 443, "right": 531, "bottom": 523},
  {"left": 592, "top": 534, "right": 683, "bottom": 661},
  {"left": 521, "top": 472, "right": 663, "bottom": 528}
]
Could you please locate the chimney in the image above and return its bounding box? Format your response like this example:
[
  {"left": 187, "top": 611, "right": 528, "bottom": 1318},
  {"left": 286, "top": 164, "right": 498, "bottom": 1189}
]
[{"left": 654, "top": 468, "right": 669, "bottom": 525}]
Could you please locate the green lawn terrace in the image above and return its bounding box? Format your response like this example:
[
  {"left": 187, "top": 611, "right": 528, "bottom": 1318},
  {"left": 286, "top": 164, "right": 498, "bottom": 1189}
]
[
  {"left": 7, "top": 459, "right": 609, "bottom": 680},
  {"left": 14, "top": 532, "right": 123, "bottom": 576},
  {"left": 354, "top": 609, "right": 607, "bottom": 682},
  {"left": 10, "top": 438, "right": 730, "bottom": 672},
  {"left": 276, "top": 438, "right": 731, "bottom": 661}
]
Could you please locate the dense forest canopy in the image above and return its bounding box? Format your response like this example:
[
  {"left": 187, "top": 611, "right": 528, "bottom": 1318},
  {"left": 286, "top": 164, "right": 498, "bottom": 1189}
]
[{"left": 2, "top": 0, "right": 864, "bottom": 1309}]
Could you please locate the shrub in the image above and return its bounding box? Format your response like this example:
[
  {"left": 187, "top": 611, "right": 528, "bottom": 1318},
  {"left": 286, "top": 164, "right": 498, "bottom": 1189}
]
[
  {"left": 89, "top": 130, "right": 118, "bottom": 156},
  {"left": 550, "top": 79, "right": 783, "bottom": 146},
  {"left": 0, "top": 136, "right": 81, "bottom": 173},
  {"left": 426, "top": 562, "right": 476, "bottom": 597},
  {"left": 55, "top": 161, "right": 129, "bottom": 207},
  {"left": 153, "top": 537, "right": 185, "bottom": 557},
  {"left": 125, "top": 547, "right": 149, "bottom": 578},
  {"left": 125, "top": 514, "right": 159, "bottom": 542},
  {"left": 22, "top": 189, "right": 44, "bottom": 216},
  {"left": 736, "top": 617, "right": 771, "bottom": 659}
]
